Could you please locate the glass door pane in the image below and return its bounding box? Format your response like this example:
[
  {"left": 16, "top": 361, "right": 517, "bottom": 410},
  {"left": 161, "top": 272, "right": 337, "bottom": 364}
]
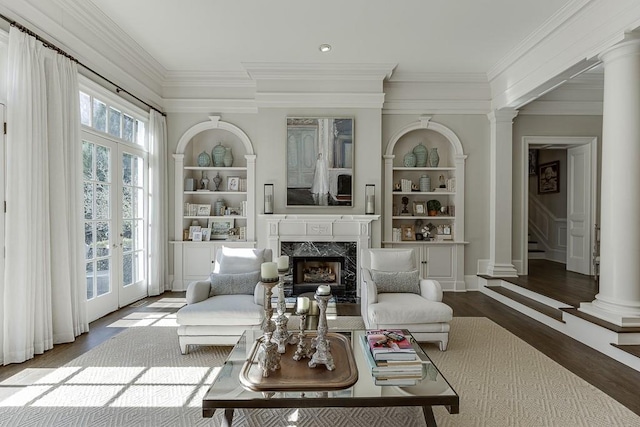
[
  {"left": 83, "top": 139, "right": 118, "bottom": 321},
  {"left": 119, "top": 148, "right": 147, "bottom": 305}
]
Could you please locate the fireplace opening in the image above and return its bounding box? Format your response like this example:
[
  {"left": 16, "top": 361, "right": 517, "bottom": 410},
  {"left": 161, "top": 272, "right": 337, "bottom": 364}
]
[{"left": 292, "top": 256, "right": 345, "bottom": 295}]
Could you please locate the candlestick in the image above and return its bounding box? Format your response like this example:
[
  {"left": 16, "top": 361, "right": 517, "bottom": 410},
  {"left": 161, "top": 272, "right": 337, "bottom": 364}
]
[
  {"left": 316, "top": 284, "right": 331, "bottom": 296},
  {"left": 257, "top": 280, "right": 280, "bottom": 377},
  {"left": 293, "top": 311, "right": 313, "bottom": 361},
  {"left": 272, "top": 270, "right": 295, "bottom": 353},
  {"left": 308, "top": 292, "right": 334, "bottom": 370},
  {"left": 261, "top": 262, "right": 278, "bottom": 281}
]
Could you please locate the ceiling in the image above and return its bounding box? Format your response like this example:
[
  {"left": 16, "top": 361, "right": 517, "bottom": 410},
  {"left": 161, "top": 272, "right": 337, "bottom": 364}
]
[{"left": 86, "top": 0, "right": 572, "bottom": 79}]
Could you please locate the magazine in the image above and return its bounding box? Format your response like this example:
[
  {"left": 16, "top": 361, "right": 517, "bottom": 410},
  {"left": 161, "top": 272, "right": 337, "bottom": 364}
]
[{"left": 365, "top": 329, "right": 417, "bottom": 361}]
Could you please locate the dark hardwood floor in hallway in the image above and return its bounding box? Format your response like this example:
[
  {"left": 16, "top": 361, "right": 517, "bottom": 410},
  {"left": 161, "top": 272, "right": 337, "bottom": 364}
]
[{"left": 501, "top": 259, "right": 598, "bottom": 307}]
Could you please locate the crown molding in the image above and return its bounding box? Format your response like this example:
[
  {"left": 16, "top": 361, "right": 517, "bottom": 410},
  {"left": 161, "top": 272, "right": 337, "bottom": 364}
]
[
  {"left": 162, "top": 98, "right": 258, "bottom": 114},
  {"left": 382, "top": 100, "right": 491, "bottom": 115},
  {"left": 0, "top": 0, "right": 164, "bottom": 108},
  {"left": 243, "top": 62, "right": 396, "bottom": 81},
  {"left": 254, "top": 92, "right": 385, "bottom": 109},
  {"left": 162, "top": 71, "right": 255, "bottom": 88},
  {"left": 488, "top": 0, "right": 594, "bottom": 81},
  {"left": 56, "top": 0, "right": 165, "bottom": 83},
  {"left": 388, "top": 72, "right": 488, "bottom": 83},
  {"left": 518, "top": 100, "right": 603, "bottom": 115}
]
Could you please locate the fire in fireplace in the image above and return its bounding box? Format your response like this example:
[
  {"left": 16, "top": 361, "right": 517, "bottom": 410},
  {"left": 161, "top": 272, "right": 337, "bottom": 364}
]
[{"left": 291, "top": 256, "right": 344, "bottom": 295}]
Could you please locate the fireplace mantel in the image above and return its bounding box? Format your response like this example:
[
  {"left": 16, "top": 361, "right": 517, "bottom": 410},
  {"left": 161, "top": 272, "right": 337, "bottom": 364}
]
[{"left": 264, "top": 214, "right": 379, "bottom": 242}]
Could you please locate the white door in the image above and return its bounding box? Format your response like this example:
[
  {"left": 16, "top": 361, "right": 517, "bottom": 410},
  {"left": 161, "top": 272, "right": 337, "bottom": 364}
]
[
  {"left": 84, "top": 135, "right": 148, "bottom": 322},
  {"left": 567, "top": 144, "right": 592, "bottom": 275}
]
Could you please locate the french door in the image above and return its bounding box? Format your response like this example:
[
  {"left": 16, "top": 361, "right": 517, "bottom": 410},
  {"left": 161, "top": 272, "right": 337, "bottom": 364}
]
[{"left": 84, "top": 133, "right": 148, "bottom": 322}]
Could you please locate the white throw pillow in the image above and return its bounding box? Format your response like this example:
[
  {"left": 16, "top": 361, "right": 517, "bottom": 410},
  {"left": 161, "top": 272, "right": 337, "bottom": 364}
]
[
  {"left": 209, "top": 271, "right": 261, "bottom": 296},
  {"left": 217, "top": 247, "right": 266, "bottom": 274},
  {"left": 370, "top": 249, "right": 414, "bottom": 272},
  {"left": 371, "top": 269, "right": 420, "bottom": 294}
]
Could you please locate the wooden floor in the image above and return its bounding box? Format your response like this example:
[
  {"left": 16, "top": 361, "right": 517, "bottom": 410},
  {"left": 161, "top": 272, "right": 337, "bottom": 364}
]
[
  {"left": 2, "top": 268, "right": 640, "bottom": 418},
  {"left": 501, "top": 259, "right": 598, "bottom": 307}
]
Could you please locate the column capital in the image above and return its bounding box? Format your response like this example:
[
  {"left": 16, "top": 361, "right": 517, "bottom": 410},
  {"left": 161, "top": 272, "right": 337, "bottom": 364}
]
[
  {"left": 599, "top": 31, "right": 640, "bottom": 64},
  {"left": 487, "top": 108, "right": 518, "bottom": 123}
]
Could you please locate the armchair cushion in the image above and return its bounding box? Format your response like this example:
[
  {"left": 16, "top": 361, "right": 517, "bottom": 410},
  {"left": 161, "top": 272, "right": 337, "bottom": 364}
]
[
  {"left": 209, "top": 270, "right": 261, "bottom": 297},
  {"left": 370, "top": 249, "right": 414, "bottom": 272},
  {"left": 369, "top": 293, "right": 453, "bottom": 325},
  {"left": 216, "top": 247, "right": 266, "bottom": 274},
  {"left": 371, "top": 269, "right": 420, "bottom": 294}
]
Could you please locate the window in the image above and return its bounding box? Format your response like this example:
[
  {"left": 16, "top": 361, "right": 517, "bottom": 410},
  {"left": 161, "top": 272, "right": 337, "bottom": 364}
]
[{"left": 79, "top": 87, "right": 147, "bottom": 148}]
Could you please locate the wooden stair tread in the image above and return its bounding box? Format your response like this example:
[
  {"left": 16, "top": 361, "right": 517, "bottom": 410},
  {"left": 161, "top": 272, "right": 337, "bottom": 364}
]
[
  {"left": 485, "top": 286, "right": 564, "bottom": 322},
  {"left": 611, "top": 344, "right": 640, "bottom": 358},
  {"left": 561, "top": 308, "right": 640, "bottom": 333}
]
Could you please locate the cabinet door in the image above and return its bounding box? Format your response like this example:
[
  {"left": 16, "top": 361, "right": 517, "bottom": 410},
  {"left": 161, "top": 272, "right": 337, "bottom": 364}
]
[
  {"left": 183, "top": 244, "right": 215, "bottom": 280},
  {"left": 425, "top": 245, "right": 454, "bottom": 280}
]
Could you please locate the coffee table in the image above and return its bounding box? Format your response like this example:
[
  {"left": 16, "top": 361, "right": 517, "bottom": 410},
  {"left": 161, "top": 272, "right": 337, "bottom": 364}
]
[{"left": 202, "top": 329, "right": 459, "bottom": 426}]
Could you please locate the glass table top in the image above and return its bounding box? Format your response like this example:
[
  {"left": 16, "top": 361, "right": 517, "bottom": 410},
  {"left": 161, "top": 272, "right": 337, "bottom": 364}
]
[{"left": 202, "top": 329, "right": 458, "bottom": 409}]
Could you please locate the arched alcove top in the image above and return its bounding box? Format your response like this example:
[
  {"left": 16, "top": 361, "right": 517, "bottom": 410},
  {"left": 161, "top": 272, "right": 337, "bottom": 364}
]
[
  {"left": 175, "top": 115, "right": 254, "bottom": 155},
  {"left": 385, "top": 116, "right": 464, "bottom": 157}
]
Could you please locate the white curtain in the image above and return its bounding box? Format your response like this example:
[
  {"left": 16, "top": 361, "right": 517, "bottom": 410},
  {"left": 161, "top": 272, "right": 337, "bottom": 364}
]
[
  {"left": 2, "top": 28, "right": 88, "bottom": 365},
  {"left": 148, "top": 110, "right": 168, "bottom": 295}
]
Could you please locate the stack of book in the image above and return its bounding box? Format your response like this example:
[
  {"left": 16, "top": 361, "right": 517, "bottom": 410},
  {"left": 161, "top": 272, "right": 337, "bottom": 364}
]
[{"left": 360, "top": 329, "right": 425, "bottom": 386}]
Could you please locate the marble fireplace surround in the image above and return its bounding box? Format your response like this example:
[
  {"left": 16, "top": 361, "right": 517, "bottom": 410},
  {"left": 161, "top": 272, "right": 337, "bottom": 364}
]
[{"left": 265, "top": 215, "right": 380, "bottom": 301}]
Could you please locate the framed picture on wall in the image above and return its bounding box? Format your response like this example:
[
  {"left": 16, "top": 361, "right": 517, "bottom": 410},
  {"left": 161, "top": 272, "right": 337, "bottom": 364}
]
[
  {"left": 286, "top": 117, "right": 354, "bottom": 207},
  {"left": 538, "top": 161, "right": 560, "bottom": 194}
]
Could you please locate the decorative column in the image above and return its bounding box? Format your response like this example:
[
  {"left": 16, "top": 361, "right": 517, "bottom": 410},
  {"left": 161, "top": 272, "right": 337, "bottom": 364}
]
[
  {"left": 579, "top": 33, "right": 640, "bottom": 326},
  {"left": 486, "top": 109, "right": 518, "bottom": 277}
]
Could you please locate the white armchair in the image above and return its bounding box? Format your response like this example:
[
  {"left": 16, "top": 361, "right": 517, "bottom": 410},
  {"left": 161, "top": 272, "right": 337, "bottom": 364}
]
[
  {"left": 360, "top": 248, "right": 453, "bottom": 350},
  {"left": 176, "top": 247, "right": 272, "bottom": 354}
]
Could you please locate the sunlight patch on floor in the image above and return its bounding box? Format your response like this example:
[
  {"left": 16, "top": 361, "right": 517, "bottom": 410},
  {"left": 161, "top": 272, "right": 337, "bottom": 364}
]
[
  {"left": 107, "top": 311, "right": 178, "bottom": 328},
  {"left": 0, "top": 365, "right": 218, "bottom": 409}
]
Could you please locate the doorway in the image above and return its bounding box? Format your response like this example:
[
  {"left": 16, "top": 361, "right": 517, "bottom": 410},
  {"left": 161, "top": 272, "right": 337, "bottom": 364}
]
[
  {"left": 83, "top": 133, "right": 148, "bottom": 322},
  {"left": 521, "top": 136, "right": 598, "bottom": 276}
]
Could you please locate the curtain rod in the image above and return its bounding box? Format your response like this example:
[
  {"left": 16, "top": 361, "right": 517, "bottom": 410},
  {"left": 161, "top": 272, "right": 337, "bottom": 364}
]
[{"left": 0, "top": 12, "right": 166, "bottom": 117}]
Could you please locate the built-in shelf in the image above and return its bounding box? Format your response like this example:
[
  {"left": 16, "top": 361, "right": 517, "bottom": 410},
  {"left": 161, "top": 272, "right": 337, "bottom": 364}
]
[
  {"left": 184, "top": 191, "right": 247, "bottom": 195},
  {"left": 392, "top": 191, "right": 455, "bottom": 195},
  {"left": 392, "top": 216, "right": 455, "bottom": 220}
]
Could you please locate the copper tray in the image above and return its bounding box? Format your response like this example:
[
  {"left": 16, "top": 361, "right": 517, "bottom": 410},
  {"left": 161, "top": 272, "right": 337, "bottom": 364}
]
[{"left": 239, "top": 332, "right": 358, "bottom": 392}]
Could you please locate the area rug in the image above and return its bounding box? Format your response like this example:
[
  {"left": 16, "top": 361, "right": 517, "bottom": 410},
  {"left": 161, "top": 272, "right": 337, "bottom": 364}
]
[{"left": 0, "top": 317, "right": 638, "bottom": 427}]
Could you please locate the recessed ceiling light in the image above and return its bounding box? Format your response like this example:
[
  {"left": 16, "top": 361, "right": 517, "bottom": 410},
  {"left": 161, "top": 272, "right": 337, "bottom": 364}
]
[{"left": 319, "top": 44, "right": 331, "bottom": 53}]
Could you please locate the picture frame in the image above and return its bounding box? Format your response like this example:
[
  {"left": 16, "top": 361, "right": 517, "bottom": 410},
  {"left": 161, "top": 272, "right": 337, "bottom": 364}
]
[
  {"left": 286, "top": 117, "right": 354, "bottom": 207},
  {"left": 227, "top": 176, "right": 240, "bottom": 192},
  {"left": 191, "top": 230, "right": 203, "bottom": 242},
  {"left": 413, "top": 201, "right": 426, "bottom": 216},
  {"left": 197, "top": 204, "right": 211, "bottom": 216},
  {"left": 538, "top": 161, "right": 560, "bottom": 194},
  {"left": 401, "top": 224, "right": 416, "bottom": 241},
  {"left": 188, "top": 225, "right": 201, "bottom": 240},
  {"left": 201, "top": 228, "right": 211, "bottom": 241},
  {"left": 208, "top": 217, "right": 235, "bottom": 240}
]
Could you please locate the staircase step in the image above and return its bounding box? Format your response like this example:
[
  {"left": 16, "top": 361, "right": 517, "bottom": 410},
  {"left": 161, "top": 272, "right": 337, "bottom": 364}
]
[
  {"left": 528, "top": 249, "right": 545, "bottom": 253},
  {"left": 561, "top": 308, "right": 640, "bottom": 333},
  {"left": 612, "top": 344, "right": 640, "bottom": 358},
  {"left": 485, "top": 285, "right": 564, "bottom": 322}
]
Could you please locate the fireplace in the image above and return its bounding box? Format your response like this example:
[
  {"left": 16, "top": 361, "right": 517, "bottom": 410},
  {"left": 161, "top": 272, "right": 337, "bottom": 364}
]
[
  {"left": 292, "top": 256, "right": 344, "bottom": 295},
  {"left": 264, "top": 214, "right": 380, "bottom": 302},
  {"left": 281, "top": 241, "right": 357, "bottom": 301}
]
